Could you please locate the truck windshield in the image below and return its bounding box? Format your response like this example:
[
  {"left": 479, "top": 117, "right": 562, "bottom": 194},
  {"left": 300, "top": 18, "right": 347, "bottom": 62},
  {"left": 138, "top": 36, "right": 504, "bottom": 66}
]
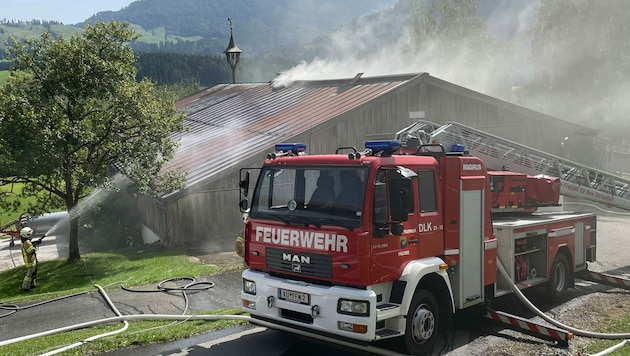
[{"left": 250, "top": 166, "right": 368, "bottom": 229}]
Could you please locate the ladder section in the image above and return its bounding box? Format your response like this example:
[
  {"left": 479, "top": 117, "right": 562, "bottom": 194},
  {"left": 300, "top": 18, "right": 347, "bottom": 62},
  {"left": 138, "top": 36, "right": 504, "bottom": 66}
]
[{"left": 396, "top": 120, "right": 630, "bottom": 211}]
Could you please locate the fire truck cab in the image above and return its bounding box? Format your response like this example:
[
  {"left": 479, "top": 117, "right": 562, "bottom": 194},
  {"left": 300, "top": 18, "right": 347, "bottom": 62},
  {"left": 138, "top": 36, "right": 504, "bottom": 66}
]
[{"left": 239, "top": 140, "right": 595, "bottom": 355}]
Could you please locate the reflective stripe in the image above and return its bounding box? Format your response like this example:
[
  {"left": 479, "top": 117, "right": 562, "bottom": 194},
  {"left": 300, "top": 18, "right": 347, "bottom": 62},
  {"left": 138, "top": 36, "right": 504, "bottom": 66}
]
[{"left": 21, "top": 240, "right": 37, "bottom": 266}]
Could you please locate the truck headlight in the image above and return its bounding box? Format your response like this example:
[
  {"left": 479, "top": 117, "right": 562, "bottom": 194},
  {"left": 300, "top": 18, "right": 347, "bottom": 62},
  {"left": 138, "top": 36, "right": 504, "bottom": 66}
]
[
  {"left": 338, "top": 299, "right": 370, "bottom": 316},
  {"left": 243, "top": 279, "right": 256, "bottom": 295}
]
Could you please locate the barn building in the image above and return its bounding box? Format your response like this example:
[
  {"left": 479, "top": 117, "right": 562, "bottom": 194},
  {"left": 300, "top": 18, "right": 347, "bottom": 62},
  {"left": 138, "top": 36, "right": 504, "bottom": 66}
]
[{"left": 137, "top": 72, "right": 598, "bottom": 251}]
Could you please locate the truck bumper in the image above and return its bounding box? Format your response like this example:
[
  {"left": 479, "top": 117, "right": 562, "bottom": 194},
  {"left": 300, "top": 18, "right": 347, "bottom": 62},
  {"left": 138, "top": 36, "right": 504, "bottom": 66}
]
[{"left": 241, "top": 269, "right": 380, "bottom": 341}]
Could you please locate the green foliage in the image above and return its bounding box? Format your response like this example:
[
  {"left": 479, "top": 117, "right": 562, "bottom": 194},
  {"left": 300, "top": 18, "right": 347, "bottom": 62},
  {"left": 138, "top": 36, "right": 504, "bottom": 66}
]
[
  {"left": 0, "top": 21, "right": 187, "bottom": 261},
  {"left": 1, "top": 1, "right": 396, "bottom": 56},
  {"left": 135, "top": 52, "right": 230, "bottom": 86},
  {"left": 0, "top": 2, "right": 396, "bottom": 87},
  {"left": 0, "top": 182, "right": 39, "bottom": 225},
  {"left": 0, "top": 23, "right": 82, "bottom": 61},
  {"left": 0, "top": 70, "right": 8, "bottom": 86},
  {"left": 79, "top": 0, "right": 396, "bottom": 55}
]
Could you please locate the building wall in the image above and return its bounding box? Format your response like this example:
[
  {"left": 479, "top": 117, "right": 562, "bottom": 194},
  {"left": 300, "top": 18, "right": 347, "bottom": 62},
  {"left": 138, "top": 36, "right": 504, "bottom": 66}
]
[
  {"left": 140, "top": 77, "right": 599, "bottom": 248},
  {"left": 421, "top": 81, "right": 576, "bottom": 158},
  {"left": 139, "top": 150, "right": 270, "bottom": 251}
]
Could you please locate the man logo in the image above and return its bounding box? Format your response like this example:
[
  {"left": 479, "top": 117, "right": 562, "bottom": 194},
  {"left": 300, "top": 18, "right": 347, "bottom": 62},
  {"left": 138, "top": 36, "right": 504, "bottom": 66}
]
[
  {"left": 283, "top": 253, "right": 311, "bottom": 264},
  {"left": 292, "top": 264, "right": 302, "bottom": 273}
]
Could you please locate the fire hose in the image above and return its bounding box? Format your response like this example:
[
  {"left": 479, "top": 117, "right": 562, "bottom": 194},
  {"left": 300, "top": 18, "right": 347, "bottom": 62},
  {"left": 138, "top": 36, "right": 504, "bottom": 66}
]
[
  {"left": 497, "top": 257, "right": 630, "bottom": 355},
  {"left": 0, "top": 283, "right": 405, "bottom": 356},
  {"left": 0, "top": 253, "right": 405, "bottom": 356},
  {"left": 5, "top": 254, "right": 628, "bottom": 354}
]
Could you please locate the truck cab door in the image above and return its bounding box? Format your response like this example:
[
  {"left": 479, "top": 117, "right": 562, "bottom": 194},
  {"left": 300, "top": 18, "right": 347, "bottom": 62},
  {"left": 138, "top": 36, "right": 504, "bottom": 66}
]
[{"left": 371, "top": 168, "right": 418, "bottom": 282}]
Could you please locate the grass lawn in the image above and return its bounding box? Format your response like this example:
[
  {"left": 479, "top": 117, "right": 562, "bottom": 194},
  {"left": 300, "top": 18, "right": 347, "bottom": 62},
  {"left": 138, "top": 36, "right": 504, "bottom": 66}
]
[
  {"left": 0, "top": 182, "right": 40, "bottom": 225},
  {"left": 0, "top": 245, "right": 247, "bottom": 355},
  {"left": 0, "top": 70, "right": 8, "bottom": 86}
]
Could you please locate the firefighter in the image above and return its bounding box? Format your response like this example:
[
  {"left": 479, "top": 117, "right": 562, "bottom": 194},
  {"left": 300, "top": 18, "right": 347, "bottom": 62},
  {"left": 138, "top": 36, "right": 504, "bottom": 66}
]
[
  {"left": 9, "top": 214, "right": 29, "bottom": 247},
  {"left": 20, "top": 227, "right": 39, "bottom": 291},
  {"left": 234, "top": 211, "right": 249, "bottom": 268}
]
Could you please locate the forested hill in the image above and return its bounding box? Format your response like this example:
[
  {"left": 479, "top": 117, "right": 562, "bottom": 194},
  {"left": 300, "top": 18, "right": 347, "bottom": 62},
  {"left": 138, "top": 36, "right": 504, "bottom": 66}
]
[
  {"left": 0, "top": 0, "right": 398, "bottom": 86},
  {"left": 80, "top": 0, "right": 398, "bottom": 55}
]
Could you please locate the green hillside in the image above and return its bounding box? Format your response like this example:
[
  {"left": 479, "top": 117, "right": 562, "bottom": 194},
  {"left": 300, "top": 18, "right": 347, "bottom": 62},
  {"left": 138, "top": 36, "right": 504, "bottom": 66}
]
[
  {"left": 0, "top": 0, "right": 397, "bottom": 56},
  {"left": 0, "top": 1, "right": 401, "bottom": 86},
  {"left": 0, "top": 23, "right": 82, "bottom": 45},
  {"left": 0, "top": 70, "right": 8, "bottom": 86}
]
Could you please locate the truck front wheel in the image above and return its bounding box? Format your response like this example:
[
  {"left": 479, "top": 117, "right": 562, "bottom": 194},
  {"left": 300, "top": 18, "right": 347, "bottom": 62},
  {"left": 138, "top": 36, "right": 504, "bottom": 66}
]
[{"left": 400, "top": 289, "right": 439, "bottom": 355}]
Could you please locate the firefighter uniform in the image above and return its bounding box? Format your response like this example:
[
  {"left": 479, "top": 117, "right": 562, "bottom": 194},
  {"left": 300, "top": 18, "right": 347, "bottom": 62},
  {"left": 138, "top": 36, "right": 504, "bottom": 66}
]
[
  {"left": 234, "top": 232, "right": 245, "bottom": 257},
  {"left": 234, "top": 211, "right": 249, "bottom": 268},
  {"left": 20, "top": 227, "right": 38, "bottom": 291}
]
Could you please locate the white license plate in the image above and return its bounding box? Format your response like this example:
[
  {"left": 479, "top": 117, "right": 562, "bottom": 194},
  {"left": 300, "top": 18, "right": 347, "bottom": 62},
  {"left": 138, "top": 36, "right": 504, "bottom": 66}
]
[{"left": 278, "top": 288, "right": 310, "bottom": 305}]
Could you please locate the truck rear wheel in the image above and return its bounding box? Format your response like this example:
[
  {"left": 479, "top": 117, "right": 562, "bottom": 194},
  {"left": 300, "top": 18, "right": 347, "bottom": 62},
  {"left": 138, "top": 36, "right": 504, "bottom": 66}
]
[
  {"left": 548, "top": 253, "right": 570, "bottom": 302},
  {"left": 400, "top": 289, "right": 439, "bottom": 355}
]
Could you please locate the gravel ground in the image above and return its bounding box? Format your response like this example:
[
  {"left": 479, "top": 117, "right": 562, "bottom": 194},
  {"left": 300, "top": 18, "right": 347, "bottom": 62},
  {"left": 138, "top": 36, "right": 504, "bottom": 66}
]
[
  {"left": 480, "top": 290, "right": 630, "bottom": 356},
  {"left": 478, "top": 204, "right": 630, "bottom": 356}
]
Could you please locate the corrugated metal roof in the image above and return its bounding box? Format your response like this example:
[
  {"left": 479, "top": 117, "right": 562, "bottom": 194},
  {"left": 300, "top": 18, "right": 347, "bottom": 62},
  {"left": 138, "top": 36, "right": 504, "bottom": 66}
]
[
  {"left": 164, "top": 74, "right": 415, "bottom": 194},
  {"left": 162, "top": 72, "right": 598, "bottom": 200}
]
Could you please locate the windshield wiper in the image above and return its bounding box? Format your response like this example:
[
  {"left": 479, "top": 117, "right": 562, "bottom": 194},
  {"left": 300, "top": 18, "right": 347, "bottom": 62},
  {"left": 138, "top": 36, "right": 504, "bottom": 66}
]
[
  {"left": 254, "top": 211, "right": 291, "bottom": 225},
  {"left": 254, "top": 212, "right": 356, "bottom": 230},
  {"left": 311, "top": 216, "right": 356, "bottom": 230},
  {"left": 285, "top": 215, "right": 318, "bottom": 227}
]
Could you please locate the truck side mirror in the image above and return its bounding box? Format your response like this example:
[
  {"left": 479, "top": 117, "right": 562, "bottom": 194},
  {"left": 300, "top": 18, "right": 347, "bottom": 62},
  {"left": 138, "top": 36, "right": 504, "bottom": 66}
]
[
  {"left": 389, "top": 175, "right": 410, "bottom": 222},
  {"left": 239, "top": 198, "right": 249, "bottom": 211},
  {"left": 390, "top": 223, "right": 404, "bottom": 236},
  {"left": 373, "top": 183, "right": 389, "bottom": 238},
  {"left": 239, "top": 171, "right": 250, "bottom": 196}
]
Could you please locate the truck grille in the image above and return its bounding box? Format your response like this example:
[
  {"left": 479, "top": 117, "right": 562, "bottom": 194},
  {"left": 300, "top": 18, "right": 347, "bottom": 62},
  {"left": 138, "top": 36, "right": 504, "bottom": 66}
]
[{"left": 266, "top": 247, "right": 332, "bottom": 279}]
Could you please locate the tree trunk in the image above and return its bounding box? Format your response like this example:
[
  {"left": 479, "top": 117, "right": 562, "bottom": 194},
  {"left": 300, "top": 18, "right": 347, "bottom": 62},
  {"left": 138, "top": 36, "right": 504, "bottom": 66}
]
[{"left": 67, "top": 213, "right": 81, "bottom": 262}]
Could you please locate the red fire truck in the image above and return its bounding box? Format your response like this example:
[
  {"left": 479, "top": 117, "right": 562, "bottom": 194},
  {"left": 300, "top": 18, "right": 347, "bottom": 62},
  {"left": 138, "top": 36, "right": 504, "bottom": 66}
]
[{"left": 238, "top": 136, "right": 599, "bottom": 354}]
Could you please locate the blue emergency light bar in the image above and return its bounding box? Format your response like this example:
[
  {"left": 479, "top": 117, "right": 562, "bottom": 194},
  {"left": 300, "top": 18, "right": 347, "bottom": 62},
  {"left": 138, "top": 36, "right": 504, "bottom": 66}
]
[
  {"left": 365, "top": 140, "right": 401, "bottom": 153},
  {"left": 274, "top": 143, "right": 306, "bottom": 154},
  {"left": 450, "top": 144, "right": 465, "bottom": 152}
]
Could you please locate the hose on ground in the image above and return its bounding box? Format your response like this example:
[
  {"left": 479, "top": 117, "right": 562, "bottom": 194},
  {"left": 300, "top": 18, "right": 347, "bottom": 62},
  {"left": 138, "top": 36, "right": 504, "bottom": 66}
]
[
  {"left": 0, "top": 313, "right": 252, "bottom": 347},
  {"left": 37, "top": 284, "right": 130, "bottom": 356},
  {"left": 1, "top": 257, "right": 220, "bottom": 355},
  {"left": 0, "top": 291, "right": 91, "bottom": 318},
  {"left": 497, "top": 256, "right": 630, "bottom": 339}
]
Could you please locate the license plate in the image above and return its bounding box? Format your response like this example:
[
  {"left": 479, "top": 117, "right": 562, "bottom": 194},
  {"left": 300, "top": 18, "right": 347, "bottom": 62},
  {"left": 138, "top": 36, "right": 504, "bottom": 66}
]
[{"left": 278, "top": 288, "right": 310, "bottom": 305}]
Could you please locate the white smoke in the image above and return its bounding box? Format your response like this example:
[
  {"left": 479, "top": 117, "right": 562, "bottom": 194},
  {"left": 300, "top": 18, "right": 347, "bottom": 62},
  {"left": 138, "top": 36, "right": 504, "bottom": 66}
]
[{"left": 271, "top": 2, "right": 531, "bottom": 103}]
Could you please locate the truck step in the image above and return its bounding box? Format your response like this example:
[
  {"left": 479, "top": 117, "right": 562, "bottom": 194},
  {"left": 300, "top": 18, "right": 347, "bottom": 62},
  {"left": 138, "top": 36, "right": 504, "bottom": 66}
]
[
  {"left": 375, "top": 328, "right": 401, "bottom": 337},
  {"left": 376, "top": 303, "right": 401, "bottom": 321}
]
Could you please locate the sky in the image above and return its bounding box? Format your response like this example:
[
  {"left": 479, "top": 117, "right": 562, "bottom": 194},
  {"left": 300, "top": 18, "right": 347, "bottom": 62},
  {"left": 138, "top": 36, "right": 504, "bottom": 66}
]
[{"left": 3, "top": 0, "right": 134, "bottom": 24}]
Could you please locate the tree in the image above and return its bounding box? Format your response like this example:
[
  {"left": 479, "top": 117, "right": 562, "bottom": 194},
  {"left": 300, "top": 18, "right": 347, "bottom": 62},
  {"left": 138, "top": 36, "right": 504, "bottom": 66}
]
[{"left": 0, "top": 21, "right": 186, "bottom": 262}]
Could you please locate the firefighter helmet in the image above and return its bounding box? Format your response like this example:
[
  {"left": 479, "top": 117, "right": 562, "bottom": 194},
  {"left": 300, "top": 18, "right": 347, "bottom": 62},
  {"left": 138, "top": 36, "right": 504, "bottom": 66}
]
[{"left": 20, "top": 227, "right": 34, "bottom": 238}]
